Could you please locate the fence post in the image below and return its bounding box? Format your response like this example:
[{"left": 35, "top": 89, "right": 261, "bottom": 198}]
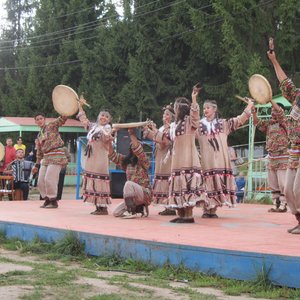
[
  {"left": 76, "top": 138, "right": 82, "bottom": 200},
  {"left": 247, "top": 115, "right": 254, "bottom": 199}
]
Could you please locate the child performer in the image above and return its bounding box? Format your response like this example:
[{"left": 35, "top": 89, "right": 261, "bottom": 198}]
[
  {"left": 143, "top": 104, "right": 176, "bottom": 215},
  {"left": 252, "top": 102, "right": 289, "bottom": 213},
  {"left": 196, "top": 99, "right": 254, "bottom": 218},
  {"left": 77, "top": 99, "right": 112, "bottom": 215},
  {"left": 267, "top": 49, "right": 300, "bottom": 234}
]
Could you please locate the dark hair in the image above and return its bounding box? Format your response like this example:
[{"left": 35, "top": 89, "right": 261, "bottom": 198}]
[
  {"left": 122, "top": 149, "right": 138, "bottom": 168},
  {"left": 174, "top": 97, "right": 190, "bottom": 122},
  {"left": 34, "top": 112, "right": 45, "bottom": 119},
  {"left": 17, "top": 136, "right": 22, "bottom": 141}
]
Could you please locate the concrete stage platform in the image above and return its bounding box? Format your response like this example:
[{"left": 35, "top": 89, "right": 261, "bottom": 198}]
[{"left": 0, "top": 200, "right": 299, "bottom": 288}]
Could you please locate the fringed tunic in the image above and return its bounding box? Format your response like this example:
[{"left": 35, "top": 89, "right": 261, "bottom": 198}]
[
  {"left": 196, "top": 109, "right": 251, "bottom": 208},
  {"left": 145, "top": 124, "right": 172, "bottom": 205},
  {"left": 77, "top": 111, "right": 111, "bottom": 207},
  {"left": 167, "top": 103, "right": 205, "bottom": 208},
  {"left": 278, "top": 78, "right": 300, "bottom": 169}
]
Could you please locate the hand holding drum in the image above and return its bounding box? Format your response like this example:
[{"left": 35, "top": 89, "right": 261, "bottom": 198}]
[{"left": 52, "top": 85, "right": 91, "bottom": 117}]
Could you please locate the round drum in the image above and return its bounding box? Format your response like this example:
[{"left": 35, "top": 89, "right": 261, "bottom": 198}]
[
  {"left": 52, "top": 85, "right": 79, "bottom": 116},
  {"left": 248, "top": 74, "right": 272, "bottom": 104},
  {"left": 0, "top": 142, "right": 5, "bottom": 162}
]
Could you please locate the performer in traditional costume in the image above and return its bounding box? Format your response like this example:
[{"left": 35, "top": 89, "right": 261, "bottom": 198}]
[
  {"left": 196, "top": 99, "right": 254, "bottom": 218},
  {"left": 32, "top": 113, "right": 68, "bottom": 208},
  {"left": 267, "top": 49, "right": 300, "bottom": 234},
  {"left": 109, "top": 129, "right": 152, "bottom": 218},
  {"left": 252, "top": 102, "right": 289, "bottom": 212},
  {"left": 165, "top": 88, "right": 206, "bottom": 223},
  {"left": 143, "top": 104, "right": 175, "bottom": 215},
  {"left": 77, "top": 100, "right": 112, "bottom": 215}
]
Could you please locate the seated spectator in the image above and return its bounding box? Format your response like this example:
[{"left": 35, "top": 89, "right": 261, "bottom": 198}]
[
  {"left": 14, "top": 137, "right": 26, "bottom": 154},
  {"left": 5, "top": 149, "right": 34, "bottom": 200},
  {"left": 0, "top": 137, "right": 16, "bottom": 175},
  {"left": 235, "top": 172, "right": 246, "bottom": 203}
]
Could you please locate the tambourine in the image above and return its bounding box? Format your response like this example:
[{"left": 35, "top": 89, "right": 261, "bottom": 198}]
[
  {"left": 248, "top": 74, "right": 272, "bottom": 104},
  {"left": 52, "top": 85, "right": 91, "bottom": 117}
]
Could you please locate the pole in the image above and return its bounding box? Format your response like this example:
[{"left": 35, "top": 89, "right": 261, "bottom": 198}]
[
  {"left": 247, "top": 115, "right": 254, "bottom": 199},
  {"left": 76, "top": 138, "right": 82, "bottom": 200}
]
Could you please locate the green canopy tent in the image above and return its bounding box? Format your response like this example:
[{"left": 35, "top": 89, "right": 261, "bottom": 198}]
[
  {"left": 0, "top": 117, "right": 86, "bottom": 136},
  {"left": 0, "top": 117, "right": 86, "bottom": 185}
]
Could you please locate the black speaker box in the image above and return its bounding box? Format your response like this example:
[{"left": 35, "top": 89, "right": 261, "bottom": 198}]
[
  {"left": 116, "top": 128, "right": 142, "bottom": 156},
  {"left": 110, "top": 171, "right": 126, "bottom": 198}
]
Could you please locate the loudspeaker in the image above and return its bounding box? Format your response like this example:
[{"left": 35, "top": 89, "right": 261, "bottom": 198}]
[
  {"left": 110, "top": 170, "right": 126, "bottom": 198},
  {"left": 116, "top": 128, "right": 142, "bottom": 156},
  {"left": 116, "top": 129, "right": 131, "bottom": 156}
]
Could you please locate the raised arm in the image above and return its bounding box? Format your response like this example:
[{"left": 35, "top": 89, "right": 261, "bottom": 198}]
[
  {"left": 77, "top": 98, "right": 91, "bottom": 130},
  {"left": 190, "top": 86, "right": 200, "bottom": 129},
  {"left": 267, "top": 50, "right": 287, "bottom": 83},
  {"left": 226, "top": 100, "right": 254, "bottom": 134},
  {"left": 129, "top": 129, "right": 150, "bottom": 170}
]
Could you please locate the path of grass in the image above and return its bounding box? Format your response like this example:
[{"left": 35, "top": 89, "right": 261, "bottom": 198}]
[{"left": 0, "top": 231, "right": 299, "bottom": 300}]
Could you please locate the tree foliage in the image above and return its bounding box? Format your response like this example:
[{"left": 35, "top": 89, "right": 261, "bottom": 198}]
[{"left": 0, "top": 0, "right": 299, "bottom": 144}]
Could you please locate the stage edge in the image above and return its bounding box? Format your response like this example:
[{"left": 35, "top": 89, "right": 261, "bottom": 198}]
[{"left": 0, "top": 221, "right": 299, "bottom": 289}]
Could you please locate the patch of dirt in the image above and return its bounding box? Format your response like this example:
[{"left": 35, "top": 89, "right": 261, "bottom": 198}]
[
  {"left": 129, "top": 282, "right": 189, "bottom": 300},
  {"left": 0, "top": 263, "right": 33, "bottom": 274},
  {"left": 0, "top": 286, "right": 34, "bottom": 300},
  {"left": 169, "top": 282, "right": 271, "bottom": 300},
  {"left": 75, "top": 277, "right": 122, "bottom": 295},
  {"left": 0, "top": 249, "right": 42, "bottom": 264},
  {"left": 96, "top": 270, "right": 147, "bottom": 279}
]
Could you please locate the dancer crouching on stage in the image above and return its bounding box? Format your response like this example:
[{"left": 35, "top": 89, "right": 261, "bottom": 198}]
[
  {"left": 143, "top": 104, "right": 176, "bottom": 216},
  {"left": 196, "top": 99, "right": 254, "bottom": 218},
  {"left": 166, "top": 87, "right": 206, "bottom": 223},
  {"left": 32, "top": 113, "right": 68, "bottom": 208},
  {"left": 267, "top": 48, "right": 300, "bottom": 234},
  {"left": 109, "top": 129, "right": 152, "bottom": 218},
  {"left": 77, "top": 98, "right": 112, "bottom": 215}
]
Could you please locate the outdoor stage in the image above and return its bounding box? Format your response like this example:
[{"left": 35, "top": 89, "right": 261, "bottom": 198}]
[{"left": 0, "top": 200, "right": 299, "bottom": 289}]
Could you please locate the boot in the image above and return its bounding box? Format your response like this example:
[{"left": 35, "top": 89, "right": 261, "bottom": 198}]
[
  {"left": 91, "top": 206, "right": 101, "bottom": 215},
  {"left": 209, "top": 208, "right": 218, "bottom": 218},
  {"left": 124, "top": 197, "right": 137, "bottom": 215},
  {"left": 44, "top": 198, "right": 58, "bottom": 209},
  {"left": 40, "top": 197, "right": 50, "bottom": 208},
  {"left": 268, "top": 198, "right": 280, "bottom": 212},
  {"left": 182, "top": 207, "right": 195, "bottom": 223},
  {"left": 91, "top": 206, "right": 108, "bottom": 215},
  {"left": 278, "top": 204, "right": 287, "bottom": 213},
  {"left": 202, "top": 208, "right": 218, "bottom": 218},
  {"left": 159, "top": 208, "right": 176, "bottom": 216},
  {"left": 170, "top": 208, "right": 185, "bottom": 223},
  {"left": 290, "top": 213, "right": 300, "bottom": 234},
  {"left": 288, "top": 213, "right": 300, "bottom": 233}
]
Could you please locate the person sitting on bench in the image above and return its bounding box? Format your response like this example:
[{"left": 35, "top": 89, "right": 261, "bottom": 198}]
[{"left": 5, "top": 149, "right": 34, "bottom": 200}]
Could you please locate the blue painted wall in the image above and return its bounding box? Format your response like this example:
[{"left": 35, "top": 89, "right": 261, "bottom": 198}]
[{"left": 0, "top": 221, "right": 299, "bottom": 289}]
